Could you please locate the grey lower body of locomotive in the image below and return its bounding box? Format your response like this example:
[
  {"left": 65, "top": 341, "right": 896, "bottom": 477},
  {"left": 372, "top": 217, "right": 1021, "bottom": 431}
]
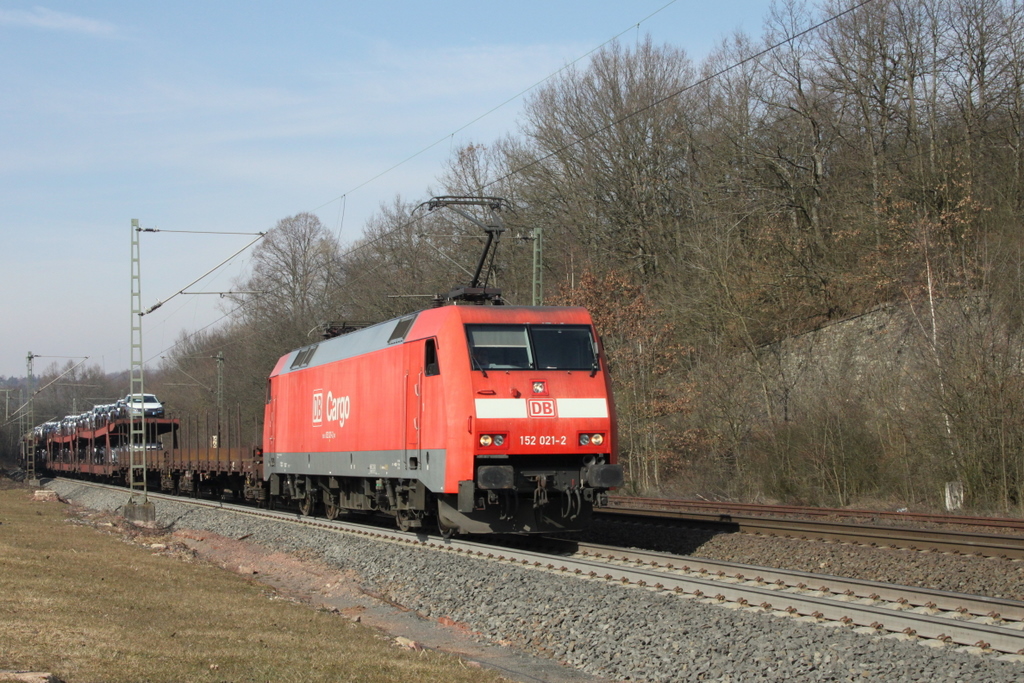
[{"left": 265, "top": 450, "right": 623, "bottom": 534}]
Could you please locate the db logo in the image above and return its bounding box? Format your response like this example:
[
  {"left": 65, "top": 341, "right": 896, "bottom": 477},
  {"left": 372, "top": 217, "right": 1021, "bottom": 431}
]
[
  {"left": 527, "top": 398, "right": 557, "bottom": 418},
  {"left": 312, "top": 390, "right": 324, "bottom": 425}
]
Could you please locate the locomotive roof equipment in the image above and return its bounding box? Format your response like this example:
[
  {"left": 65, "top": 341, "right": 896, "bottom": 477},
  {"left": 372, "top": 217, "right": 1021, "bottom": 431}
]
[{"left": 422, "top": 195, "right": 513, "bottom": 305}]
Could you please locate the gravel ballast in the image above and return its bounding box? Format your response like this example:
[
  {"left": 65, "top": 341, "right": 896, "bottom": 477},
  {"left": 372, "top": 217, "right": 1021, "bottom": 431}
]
[
  {"left": 582, "top": 518, "right": 1024, "bottom": 601},
  {"left": 47, "top": 481, "right": 1024, "bottom": 682}
]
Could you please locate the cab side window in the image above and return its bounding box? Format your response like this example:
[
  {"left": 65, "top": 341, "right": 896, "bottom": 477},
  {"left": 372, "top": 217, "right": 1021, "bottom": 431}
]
[{"left": 425, "top": 338, "right": 440, "bottom": 376}]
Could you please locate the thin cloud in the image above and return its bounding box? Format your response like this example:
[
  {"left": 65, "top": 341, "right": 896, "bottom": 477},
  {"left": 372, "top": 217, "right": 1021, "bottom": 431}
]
[{"left": 0, "top": 6, "right": 116, "bottom": 36}]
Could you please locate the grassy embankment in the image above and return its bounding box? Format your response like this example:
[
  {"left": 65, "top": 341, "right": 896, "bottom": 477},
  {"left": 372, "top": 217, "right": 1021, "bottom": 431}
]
[{"left": 0, "top": 484, "right": 506, "bottom": 683}]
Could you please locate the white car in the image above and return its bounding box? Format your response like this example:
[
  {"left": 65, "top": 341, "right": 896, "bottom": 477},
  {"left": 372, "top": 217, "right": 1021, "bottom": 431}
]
[{"left": 124, "top": 393, "right": 165, "bottom": 418}]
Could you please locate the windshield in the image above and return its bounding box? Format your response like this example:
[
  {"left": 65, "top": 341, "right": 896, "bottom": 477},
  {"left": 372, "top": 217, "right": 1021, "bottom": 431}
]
[
  {"left": 466, "top": 324, "right": 597, "bottom": 371},
  {"left": 467, "top": 325, "right": 533, "bottom": 369}
]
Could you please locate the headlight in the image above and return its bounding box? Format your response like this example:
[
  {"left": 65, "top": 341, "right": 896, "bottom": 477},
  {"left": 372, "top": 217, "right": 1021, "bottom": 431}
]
[
  {"left": 479, "top": 435, "right": 493, "bottom": 447},
  {"left": 532, "top": 381, "right": 546, "bottom": 394},
  {"left": 591, "top": 433, "right": 604, "bottom": 446},
  {"left": 493, "top": 434, "right": 505, "bottom": 447},
  {"left": 579, "top": 434, "right": 591, "bottom": 446}
]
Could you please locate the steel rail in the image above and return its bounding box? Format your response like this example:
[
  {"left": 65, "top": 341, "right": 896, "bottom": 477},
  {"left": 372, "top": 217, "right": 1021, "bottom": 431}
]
[
  {"left": 570, "top": 541, "right": 1024, "bottom": 621},
  {"left": 607, "top": 496, "right": 1024, "bottom": 531},
  {"left": 453, "top": 539, "right": 1024, "bottom": 655},
  {"left": 50, "top": 478, "right": 1024, "bottom": 656},
  {"left": 597, "top": 507, "right": 1024, "bottom": 559}
]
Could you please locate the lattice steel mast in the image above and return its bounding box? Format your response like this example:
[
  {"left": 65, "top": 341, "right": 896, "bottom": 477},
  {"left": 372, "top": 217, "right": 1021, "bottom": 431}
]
[
  {"left": 126, "top": 219, "right": 154, "bottom": 522},
  {"left": 23, "top": 352, "right": 37, "bottom": 485}
]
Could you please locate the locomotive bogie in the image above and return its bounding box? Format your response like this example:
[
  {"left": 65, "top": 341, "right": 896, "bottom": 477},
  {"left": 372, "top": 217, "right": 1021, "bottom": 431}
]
[{"left": 270, "top": 473, "right": 429, "bottom": 516}]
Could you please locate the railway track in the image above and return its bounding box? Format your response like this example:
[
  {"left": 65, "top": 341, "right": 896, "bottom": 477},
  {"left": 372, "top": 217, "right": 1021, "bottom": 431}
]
[
  {"left": 599, "top": 500, "right": 1024, "bottom": 559},
  {"left": 49, "top": 478, "right": 1024, "bottom": 657},
  {"left": 602, "top": 497, "right": 1024, "bottom": 532},
  {"left": 558, "top": 542, "right": 1024, "bottom": 656},
  {"left": 607, "top": 496, "right": 1024, "bottom": 531}
]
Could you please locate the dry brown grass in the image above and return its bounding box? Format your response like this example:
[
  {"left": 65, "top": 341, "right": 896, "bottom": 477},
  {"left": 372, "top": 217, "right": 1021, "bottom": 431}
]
[{"left": 0, "top": 485, "right": 506, "bottom": 683}]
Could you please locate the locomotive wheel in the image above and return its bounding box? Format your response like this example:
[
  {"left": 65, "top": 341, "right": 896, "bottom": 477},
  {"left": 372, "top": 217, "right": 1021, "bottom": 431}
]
[
  {"left": 298, "top": 492, "right": 316, "bottom": 517},
  {"left": 437, "top": 516, "right": 455, "bottom": 540},
  {"left": 396, "top": 510, "right": 413, "bottom": 532},
  {"left": 324, "top": 500, "right": 342, "bottom": 520}
]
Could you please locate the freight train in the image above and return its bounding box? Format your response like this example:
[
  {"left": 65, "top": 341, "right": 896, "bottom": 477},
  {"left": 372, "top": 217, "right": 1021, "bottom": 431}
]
[
  {"left": 27, "top": 304, "right": 621, "bottom": 534},
  {"left": 25, "top": 197, "right": 623, "bottom": 535}
]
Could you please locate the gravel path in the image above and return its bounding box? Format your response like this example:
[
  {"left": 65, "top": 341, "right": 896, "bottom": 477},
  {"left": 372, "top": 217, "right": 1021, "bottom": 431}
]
[{"left": 47, "top": 481, "right": 1024, "bottom": 682}]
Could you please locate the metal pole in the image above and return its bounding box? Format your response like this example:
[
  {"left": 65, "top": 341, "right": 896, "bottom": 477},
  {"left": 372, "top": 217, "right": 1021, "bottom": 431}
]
[
  {"left": 216, "top": 351, "right": 224, "bottom": 445},
  {"left": 127, "top": 219, "right": 154, "bottom": 522},
  {"left": 532, "top": 228, "right": 543, "bottom": 306},
  {"left": 25, "top": 353, "right": 37, "bottom": 485},
  {"left": 18, "top": 388, "right": 26, "bottom": 474}
]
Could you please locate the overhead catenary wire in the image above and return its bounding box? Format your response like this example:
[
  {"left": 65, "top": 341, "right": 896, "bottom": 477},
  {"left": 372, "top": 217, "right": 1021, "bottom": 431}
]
[
  {"left": 310, "top": 0, "right": 685, "bottom": 216},
  {"left": 481, "top": 0, "right": 878, "bottom": 192},
  {"left": 138, "top": 227, "right": 266, "bottom": 355},
  {"left": 139, "top": 232, "right": 266, "bottom": 316},
  {"left": 3, "top": 357, "right": 91, "bottom": 427},
  {"left": 321, "top": 0, "right": 879, "bottom": 267},
  {"left": 152, "top": 0, "right": 877, "bottom": 362},
  {"left": 15, "top": 2, "right": 890, "bottom": 381}
]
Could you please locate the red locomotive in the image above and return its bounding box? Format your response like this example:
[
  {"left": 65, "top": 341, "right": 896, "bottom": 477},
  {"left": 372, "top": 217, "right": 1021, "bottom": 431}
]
[{"left": 265, "top": 303, "right": 621, "bottom": 534}]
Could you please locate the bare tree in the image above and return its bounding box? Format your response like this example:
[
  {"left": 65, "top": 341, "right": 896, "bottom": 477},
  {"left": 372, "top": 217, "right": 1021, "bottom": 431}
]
[
  {"left": 514, "top": 37, "right": 697, "bottom": 283},
  {"left": 235, "top": 212, "right": 345, "bottom": 334}
]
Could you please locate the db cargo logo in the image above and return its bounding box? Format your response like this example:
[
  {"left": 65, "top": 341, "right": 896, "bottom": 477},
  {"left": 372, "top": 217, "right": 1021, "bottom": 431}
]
[
  {"left": 313, "top": 390, "right": 351, "bottom": 428},
  {"left": 527, "top": 398, "right": 557, "bottom": 418}
]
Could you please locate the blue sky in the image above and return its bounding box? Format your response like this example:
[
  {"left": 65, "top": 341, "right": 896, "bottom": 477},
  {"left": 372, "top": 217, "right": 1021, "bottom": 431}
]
[{"left": 0, "top": 0, "right": 769, "bottom": 379}]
